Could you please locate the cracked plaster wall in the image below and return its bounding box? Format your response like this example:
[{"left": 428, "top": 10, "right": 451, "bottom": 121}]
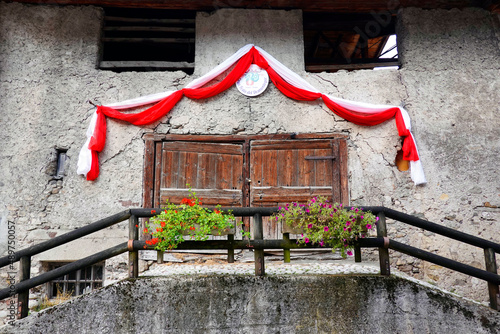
[{"left": 0, "top": 3, "right": 499, "bottom": 322}]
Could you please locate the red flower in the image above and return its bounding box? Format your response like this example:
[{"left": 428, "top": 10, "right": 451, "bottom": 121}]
[
  {"left": 190, "top": 226, "right": 195, "bottom": 230},
  {"left": 151, "top": 210, "right": 156, "bottom": 214},
  {"left": 181, "top": 198, "right": 196, "bottom": 207},
  {"left": 145, "top": 238, "right": 159, "bottom": 246},
  {"left": 160, "top": 222, "right": 166, "bottom": 228},
  {"left": 156, "top": 228, "right": 163, "bottom": 233},
  {"left": 214, "top": 209, "right": 221, "bottom": 214},
  {"left": 143, "top": 228, "right": 149, "bottom": 234},
  {"left": 135, "top": 224, "right": 139, "bottom": 228}
]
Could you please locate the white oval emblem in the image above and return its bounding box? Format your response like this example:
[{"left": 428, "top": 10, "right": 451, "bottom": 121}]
[{"left": 236, "top": 64, "right": 269, "bottom": 97}]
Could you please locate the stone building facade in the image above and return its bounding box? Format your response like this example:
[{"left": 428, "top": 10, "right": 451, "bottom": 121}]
[{"left": 0, "top": 1, "right": 499, "bottom": 323}]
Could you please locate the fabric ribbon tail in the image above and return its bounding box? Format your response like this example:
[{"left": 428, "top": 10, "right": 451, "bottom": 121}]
[
  {"left": 86, "top": 150, "right": 100, "bottom": 181},
  {"left": 77, "top": 110, "right": 99, "bottom": 177},
  {"left": 77, "top": 137, "right": 92, "bottom": 176},
  {"left": 405, "top": 132, "right": 427, "bottom": 185},
  {"left": 410, "top": 160, "right": 427, "bottom": 185},
  {"left": 88, "top": 107, "right": 107, "bottom": 152}
]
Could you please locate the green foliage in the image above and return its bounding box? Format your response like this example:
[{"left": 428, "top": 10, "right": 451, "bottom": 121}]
[
  {"left": 272, "top": 196, "right": 378, "bottom": 257},
  {"left": 146, "top": 189, "right": 244, "bottom": 252}
]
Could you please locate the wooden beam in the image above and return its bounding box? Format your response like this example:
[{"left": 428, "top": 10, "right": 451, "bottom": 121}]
[
  {"left": 102, "top": 37, "right": 194, "bottom": 43},
  {"left": 5, "top": 0, "right": 490, "bottom": 13},
  {"left": 306, "top": 60, "right": 399, "bottom": 72},
  {"left": 100, "top": 60, "right": 194, "bottom": 69},
  {"left": 104, "top": 26, "right": 195, "bottom": 33},
  {"left": 105, "top": 16, "right": 195, "bottom": 24}
]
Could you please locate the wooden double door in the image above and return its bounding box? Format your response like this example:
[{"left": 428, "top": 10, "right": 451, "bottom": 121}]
[{"left": 143, "top": 134, "right": 348, "bottom": 238}]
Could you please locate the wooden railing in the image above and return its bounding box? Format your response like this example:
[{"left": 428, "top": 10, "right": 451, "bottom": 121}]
[{"left": 1, "top": 206, "right": 499, "bottom": 320}]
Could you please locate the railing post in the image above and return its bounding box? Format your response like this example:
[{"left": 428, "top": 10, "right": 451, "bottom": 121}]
[
  {"left": 228, "top": 234, "right": 235, "bottom": 263},
  {"left": 18, "top": 256, "right": 30, "bottom": 319},
  {"left": 354, "top": 243, "right": 362, "bottom": 263},
  {"left": 283, "top": 233, "right": 291, "bottom": 263},
  {"left": 253, "top": 213, "right": 265, "bottom": 276},
  {"left": 484, "top": 248, "right": 499, "bottom": 310},
  {"left": 128, "top": 215, "right": 139, "bottom": 278},
  {"left": 377, "top": 212, "right": 390, "bottom": 276}
]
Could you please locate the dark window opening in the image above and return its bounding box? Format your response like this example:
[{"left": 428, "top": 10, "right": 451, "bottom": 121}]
[
  {"left": 47, "top": 262, "right": 104, "bottom": 298},
  {"left": 304, "top": 12, "right": 398, "bottom": 72},
  {"left": 100, "top": 8, "right": 195, "bottom": 74}
]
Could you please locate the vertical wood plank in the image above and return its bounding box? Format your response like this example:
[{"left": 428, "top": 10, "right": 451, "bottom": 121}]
[
  {"left": 242, "top": 141, "right": 251, "bottom": 233},
  {"left": 170, "top": 151, "right": 180, "bottom": 189},
  {"left": 251, "top": 150, "right": 263, "bottom": 187},
  {"left": 292, "top": 149, "right": 299, "bottom": 186},
  {"left": 129, "top": 215, "right": 139, "bottom": 278},
  {"left": 338, "top": 139, "right": 349, "bottom": 206},
  {"left": 331, "top": 141, "right": 341, "bottom": 203},
  {"left": 263, "top": 150, "right": 278, "bottom": 187},
  {"left": 216, "top": 154, "right": 229, "bottom": 190},
  {"left": 143, "top": 139, "right": 155, "bottom": 208},
  {"left": 177, "top": 151, "right": 187, "bottom": 189},
  {"left": 17, "top": 256, "right": 30, "bottom": 319},
  {"left": 232, "top": 155, "right": 243, "bottom": 190},
  {"left": 197, "top": 153, "right": 209, "bottom": 189},
  {"left": 377, "top": 212, "right": 391, "bottom": 275},
  {"left": 184, "top": 152, "right": 198, "bottom": 188},
  {"left": 278, "top": 149, "right": 295, "bottom": 187},
  {"left": 314, "top": 148, "right": 331, "bottom": 186},
  {"left": 253, "top": 213, "right": 265, "bottom": 276},
  {"left": 161, "top": 150, "right": 172, "bottom": 189},
  {"left": 298, "top": 148, "right": 314, "bottom": 187},
  {"left": 153, "top": 142, "right": 162, "bottom": 207},
  {"left": 484, "top": 248, "right": 499, "bottom": 310},
  {"left": 206, "top": 154, "right": 217, "bottom": 189}
]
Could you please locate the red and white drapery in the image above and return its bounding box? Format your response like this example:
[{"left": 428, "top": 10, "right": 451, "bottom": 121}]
[{"left": 77, "top": 44, "right": 426, "bottom": 185}]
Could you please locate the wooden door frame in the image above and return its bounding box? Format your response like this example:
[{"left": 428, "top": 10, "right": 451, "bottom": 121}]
[{"left": 142, "top": 133, "right": 349, "bottom": 209}]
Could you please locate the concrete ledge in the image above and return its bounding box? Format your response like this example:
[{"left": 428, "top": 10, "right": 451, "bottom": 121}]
[{"left": 2, "top": 274, "right": 500, "bottom": 334}]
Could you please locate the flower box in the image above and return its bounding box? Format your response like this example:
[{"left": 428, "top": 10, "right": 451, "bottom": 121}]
[{"left": 273, "top": 197, "right": 377, "bottom": 257}]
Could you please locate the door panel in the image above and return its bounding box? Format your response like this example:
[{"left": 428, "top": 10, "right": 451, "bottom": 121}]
[
  {"left": 144, "top": 135, "right": 348, "bottom": 241},
  {"left": 250, "top": 139, "right": 343, "bottom": 239},
  {"left": 156, "top": 141, "right": 244, "bottom": 207}
]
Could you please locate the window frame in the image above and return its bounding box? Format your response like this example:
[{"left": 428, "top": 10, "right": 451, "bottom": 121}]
[{"left": 46, "top": 262, "right": 105, "bottom": 298}]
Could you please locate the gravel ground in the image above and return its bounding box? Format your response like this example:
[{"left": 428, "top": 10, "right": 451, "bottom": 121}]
[{"left": 142, "top": 258, "right": 381, "bottom": 277}]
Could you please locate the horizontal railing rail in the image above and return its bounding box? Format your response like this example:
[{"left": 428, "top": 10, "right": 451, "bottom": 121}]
[
  {"left": 0, "top": 243, "right": 129, "bottom": 300},
  {"left": 0, "top": 210, "right": 131, "bottom": 268},
  {"left": 1, "top": 205, "right": 498, "bottom": 321},
  {"left": 364, "top": 207, "right": 500, "bottom": 253}
]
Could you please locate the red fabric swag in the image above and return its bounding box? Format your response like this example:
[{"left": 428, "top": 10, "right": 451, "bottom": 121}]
[{"left": 84, "top": 46, "right": 421, "bottom": 181}]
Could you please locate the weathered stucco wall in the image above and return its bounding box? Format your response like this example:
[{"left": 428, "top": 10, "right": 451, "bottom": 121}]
[
  {"left": 0, "top": 1, "right": 499, "bottom": 323},
  {"left": 2, "top": 275, "right": 500, "bottom": 334}
]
